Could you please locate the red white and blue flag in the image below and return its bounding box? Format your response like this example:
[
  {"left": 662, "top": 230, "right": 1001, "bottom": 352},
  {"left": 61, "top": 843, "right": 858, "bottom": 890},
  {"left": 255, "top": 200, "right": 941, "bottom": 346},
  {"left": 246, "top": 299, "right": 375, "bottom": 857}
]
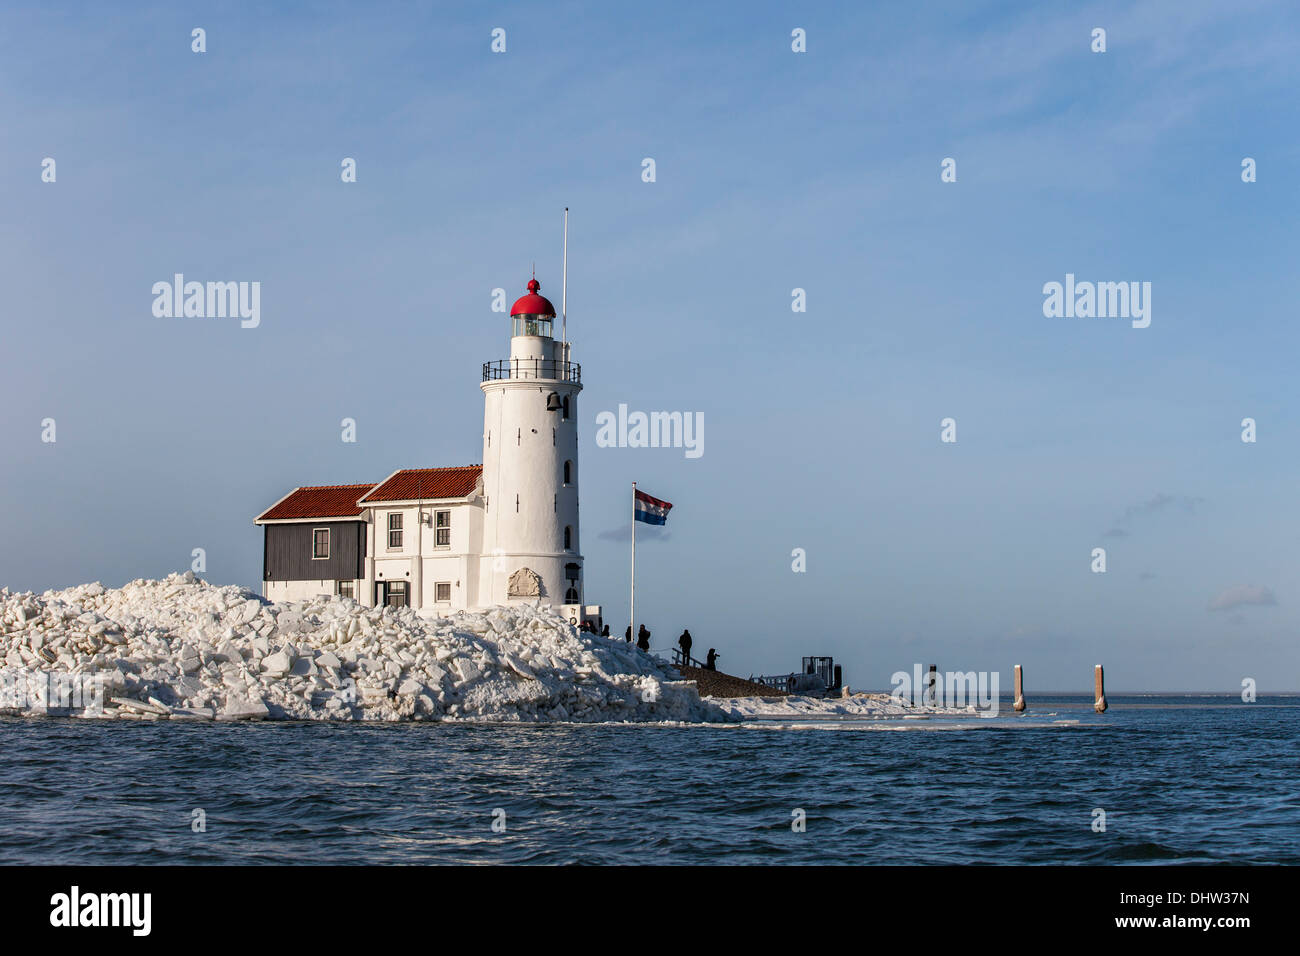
[{"left": 634, "top": 489, "right": 672, "bottom": 525}]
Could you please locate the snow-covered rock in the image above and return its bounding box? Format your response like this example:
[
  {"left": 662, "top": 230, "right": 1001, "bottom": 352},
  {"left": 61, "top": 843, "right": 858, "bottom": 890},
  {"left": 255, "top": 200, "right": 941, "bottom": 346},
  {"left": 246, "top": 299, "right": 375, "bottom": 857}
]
[{"left": 0, "top": 574, "right": 725, "bottom": 723}]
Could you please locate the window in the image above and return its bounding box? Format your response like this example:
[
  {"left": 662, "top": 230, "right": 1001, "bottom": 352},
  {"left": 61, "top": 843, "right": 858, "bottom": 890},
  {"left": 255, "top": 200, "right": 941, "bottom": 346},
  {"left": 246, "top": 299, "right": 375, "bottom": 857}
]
[
  {"left": 565, "top": 587, "right": 579, "bottom": 603},
  {"left": 564, "top": 526, "right": 572, "bottom": 550},
  {"left": 387, "top": 513, "right": 403, "bottom": 549},
  {"left": 312, "top": 528, "right": 330, "bottom": 559},
  {"left": 336, "top": 580, "right": 354, "bottom": 599},
  {"left": 563, "top": 460, "right": 572, "bottom": 485},
  {"left": 434, "top": 581, "right": 451, "bottom": 602},
  {"left": 434, "top": 510, "right": 451, "bottom": 547},
  {"left": 562, "top": 395, "right": 570, "bottom": 420},
  {"left": 386, "top": 581, "right": 408, "bottom": 608},
  {"left": 513, "top": 315, "right": 553, "bottom": 337}
]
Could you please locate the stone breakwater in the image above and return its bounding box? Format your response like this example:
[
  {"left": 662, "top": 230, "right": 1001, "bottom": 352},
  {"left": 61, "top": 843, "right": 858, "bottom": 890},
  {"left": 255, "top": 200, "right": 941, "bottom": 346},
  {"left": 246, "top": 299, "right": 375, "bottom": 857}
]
[{"left": 0, "top": 573, "right": 725, "bottom": 723}]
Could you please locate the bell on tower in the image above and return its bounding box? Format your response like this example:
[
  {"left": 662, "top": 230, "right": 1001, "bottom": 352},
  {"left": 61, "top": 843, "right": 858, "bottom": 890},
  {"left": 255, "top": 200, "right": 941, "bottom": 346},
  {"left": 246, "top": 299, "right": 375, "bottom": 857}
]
[{"left": 510, "top": 277, "right": 555, "bottom": 338}]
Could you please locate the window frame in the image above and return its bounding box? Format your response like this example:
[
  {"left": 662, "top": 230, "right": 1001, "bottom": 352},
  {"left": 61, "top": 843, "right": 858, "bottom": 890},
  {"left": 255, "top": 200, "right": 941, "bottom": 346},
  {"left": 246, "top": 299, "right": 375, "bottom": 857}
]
[
  {"left": 336, "top": 580, "right": 355, "bottom": 599},
  {"left": 434, "top": 509, "right": 451, "bottom": 548},
  {"left": 312, "top": 527, "right": 330, "bottom": 560},
  {"left": 434, "top": 581, "right": 452, "bottom": 603},
  {"left": 386, "top": 580, "right": 408, "bottom": 608},
  {"left": 387, "top": 512, "right": 403, "bottom": 550}
]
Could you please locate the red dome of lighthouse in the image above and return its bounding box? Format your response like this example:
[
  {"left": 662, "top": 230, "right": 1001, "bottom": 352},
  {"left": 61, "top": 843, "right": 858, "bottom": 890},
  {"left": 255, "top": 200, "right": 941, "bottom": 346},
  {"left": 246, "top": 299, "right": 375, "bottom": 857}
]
[{"left": 510, "top": 277, "right": 556, "bottom": 317}]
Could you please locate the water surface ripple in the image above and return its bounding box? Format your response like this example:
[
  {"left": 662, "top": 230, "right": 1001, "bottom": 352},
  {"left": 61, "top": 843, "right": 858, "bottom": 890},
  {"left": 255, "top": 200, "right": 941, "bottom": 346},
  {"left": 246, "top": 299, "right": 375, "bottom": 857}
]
[{"left": 1, "top": 696, "right": 1295, "bottom": 865}]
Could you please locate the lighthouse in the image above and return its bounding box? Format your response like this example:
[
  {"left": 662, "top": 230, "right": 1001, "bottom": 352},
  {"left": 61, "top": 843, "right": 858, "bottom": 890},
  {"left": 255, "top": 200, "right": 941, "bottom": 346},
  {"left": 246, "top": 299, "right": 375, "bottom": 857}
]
[
  {"left": 254, "top": 222, "right": 600, "bottom": 626},
  {"left": 477, "top": 276, "right": 586, "bottom": 615}
]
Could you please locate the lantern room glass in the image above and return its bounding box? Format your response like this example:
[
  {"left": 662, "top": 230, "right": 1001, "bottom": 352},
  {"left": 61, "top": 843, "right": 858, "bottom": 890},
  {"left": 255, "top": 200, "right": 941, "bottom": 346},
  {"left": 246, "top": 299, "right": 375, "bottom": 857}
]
[{"left": 513, "top": 314, "right": 553, "bottom": 337}]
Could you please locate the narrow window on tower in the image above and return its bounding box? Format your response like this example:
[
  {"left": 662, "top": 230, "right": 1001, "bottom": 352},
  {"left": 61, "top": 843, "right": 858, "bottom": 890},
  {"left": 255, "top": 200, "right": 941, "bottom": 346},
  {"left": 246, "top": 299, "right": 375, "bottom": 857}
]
[
  {"left": 562, "top": 396, "right": 570, "bottom": 421},
  {"left": 517, "top": 428, "right": 520, "bottom": 445},
  {"left": 487, "top": 431, "right": 490, "bottom": 448},
  {"left": 552, "top": 428, "right": 555, "bottom": 446},
  {"left": 553, "top": 494, "right": 557, "bottom": 513},
  {"left": 563, "top": 460, "right": 572, "bottom": 485},
  {"left": 564, "top": 526, "right": 572, "bottom": 550},
  {"left": 516, "top": 494, "right": 519, "bottom": 513}
]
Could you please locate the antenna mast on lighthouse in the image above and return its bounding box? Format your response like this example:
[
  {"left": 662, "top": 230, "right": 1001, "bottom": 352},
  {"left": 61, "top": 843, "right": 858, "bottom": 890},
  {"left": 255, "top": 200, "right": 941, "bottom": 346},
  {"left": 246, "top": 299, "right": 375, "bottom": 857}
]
[{"left": 561, "top": 207, "right": 569, "bottom": 347}]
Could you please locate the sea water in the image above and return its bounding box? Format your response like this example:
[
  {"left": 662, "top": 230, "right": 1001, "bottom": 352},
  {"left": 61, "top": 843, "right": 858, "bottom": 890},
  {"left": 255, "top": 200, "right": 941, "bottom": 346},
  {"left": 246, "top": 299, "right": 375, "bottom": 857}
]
[{"left": 1, "top": 695, "right": 1295, "bottom": 865}]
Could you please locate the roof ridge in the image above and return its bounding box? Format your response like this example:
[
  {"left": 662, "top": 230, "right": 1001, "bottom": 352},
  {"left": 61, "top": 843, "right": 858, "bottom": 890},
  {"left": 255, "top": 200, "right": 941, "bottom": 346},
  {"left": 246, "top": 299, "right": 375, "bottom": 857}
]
[
  {"left": 295, "top": 481, "right": 378, "bottom": 489},
  {"left": 397, "top": 464, "right": 483, "bottom": 471}
]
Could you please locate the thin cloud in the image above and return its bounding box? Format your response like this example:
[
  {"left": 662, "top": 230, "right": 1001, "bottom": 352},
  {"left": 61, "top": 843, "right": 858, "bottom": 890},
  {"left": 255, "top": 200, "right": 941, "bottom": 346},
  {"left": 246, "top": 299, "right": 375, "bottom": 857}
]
[
  {"left": 1208, "top": 585, "right": 1277, "bottom": 612},
  {"left": 1104, "top": 493, "right": 1204, "bottom": 538},
  {"left": 598, "top": 525, "right": 671, "bottom": 543}
]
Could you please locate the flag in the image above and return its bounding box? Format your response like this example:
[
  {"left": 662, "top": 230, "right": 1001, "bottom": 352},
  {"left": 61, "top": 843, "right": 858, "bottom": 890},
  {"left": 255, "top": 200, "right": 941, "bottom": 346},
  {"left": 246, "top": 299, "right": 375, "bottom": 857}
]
[{"left": 634, "top": 489, "right": 672, "bottom": 525}]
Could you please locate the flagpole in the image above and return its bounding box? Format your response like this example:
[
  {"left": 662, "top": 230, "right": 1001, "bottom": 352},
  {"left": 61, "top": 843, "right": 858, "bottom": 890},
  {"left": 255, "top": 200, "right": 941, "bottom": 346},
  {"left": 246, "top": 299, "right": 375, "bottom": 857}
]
[
  {"left": 630, "top": 481, "right": 636, "bottom": 647},
  {"left": 561, "top": 207, "right": 568, "bottom": 348}
]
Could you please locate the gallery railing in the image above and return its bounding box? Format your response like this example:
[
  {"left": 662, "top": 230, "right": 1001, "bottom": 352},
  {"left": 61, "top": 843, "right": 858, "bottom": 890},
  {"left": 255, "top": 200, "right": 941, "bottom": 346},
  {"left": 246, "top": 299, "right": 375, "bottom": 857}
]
[{"left": 482, "top": 359, "right": 581, "bottom": 383}]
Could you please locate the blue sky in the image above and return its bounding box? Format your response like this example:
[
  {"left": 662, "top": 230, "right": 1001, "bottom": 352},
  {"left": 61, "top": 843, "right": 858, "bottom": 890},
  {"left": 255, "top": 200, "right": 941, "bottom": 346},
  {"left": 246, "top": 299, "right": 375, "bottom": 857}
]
[{"left": 2, "top": 1, "right": 1298, "bottom": 691}]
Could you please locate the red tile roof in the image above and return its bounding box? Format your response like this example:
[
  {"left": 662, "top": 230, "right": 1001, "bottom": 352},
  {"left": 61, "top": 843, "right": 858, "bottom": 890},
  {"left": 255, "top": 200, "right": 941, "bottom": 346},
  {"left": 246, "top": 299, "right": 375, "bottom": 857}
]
[
  {"left": 255, "top": 483, "right": 377, "bottom": 522},
  {"left": 360, "top": 465, "right": 482, "bottom": 503}
]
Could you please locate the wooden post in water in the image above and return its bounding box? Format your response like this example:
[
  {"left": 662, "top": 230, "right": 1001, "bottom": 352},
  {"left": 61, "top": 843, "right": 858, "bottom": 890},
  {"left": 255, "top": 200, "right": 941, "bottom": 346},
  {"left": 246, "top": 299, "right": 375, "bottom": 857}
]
[
  {"left": 1094, "top": 664, "right": 1108, "bottom": 713},
  {"left": 1013, "top": 664, "right": 1026, "bottom": 712}
]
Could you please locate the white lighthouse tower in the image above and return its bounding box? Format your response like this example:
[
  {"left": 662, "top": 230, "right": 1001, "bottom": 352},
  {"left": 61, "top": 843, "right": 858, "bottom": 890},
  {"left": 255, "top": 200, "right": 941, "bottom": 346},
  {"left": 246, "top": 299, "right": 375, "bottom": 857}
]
[{"left": 478, "top": 274, "right": 591, "bottom": 623}]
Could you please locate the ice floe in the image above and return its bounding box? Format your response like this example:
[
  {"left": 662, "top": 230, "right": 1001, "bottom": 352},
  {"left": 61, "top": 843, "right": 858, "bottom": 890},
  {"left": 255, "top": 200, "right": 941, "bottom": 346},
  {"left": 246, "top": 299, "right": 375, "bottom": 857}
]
[
  {"left": 713, "top": 693, "right": 971, "bottom": 721},
  {"left": 0, "top": 573, "right": 723, "bottom": 722}
]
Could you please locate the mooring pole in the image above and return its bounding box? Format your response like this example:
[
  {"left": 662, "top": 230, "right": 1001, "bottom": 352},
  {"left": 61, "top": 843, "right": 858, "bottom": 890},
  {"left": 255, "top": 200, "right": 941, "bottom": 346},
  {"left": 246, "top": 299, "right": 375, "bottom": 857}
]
[
  {"left": 1094, "top": 664, "right": 1108, "bottom": 713},
  {"left": 1013, "top": 664, "right": 1026, "bottom": 713}
]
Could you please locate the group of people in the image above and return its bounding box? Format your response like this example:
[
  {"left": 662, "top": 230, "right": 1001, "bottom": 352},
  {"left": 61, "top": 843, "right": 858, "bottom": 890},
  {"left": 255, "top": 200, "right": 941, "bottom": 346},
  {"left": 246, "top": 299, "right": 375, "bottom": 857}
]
[
  {"left": 614, "top": 625, "right": 719, "bottom": 671},
  {"left": 579, "top": 618, "right": 720, "bottom": 671},
  {"left": 623, "top": 624, "right": 652, "bottom": 651}
]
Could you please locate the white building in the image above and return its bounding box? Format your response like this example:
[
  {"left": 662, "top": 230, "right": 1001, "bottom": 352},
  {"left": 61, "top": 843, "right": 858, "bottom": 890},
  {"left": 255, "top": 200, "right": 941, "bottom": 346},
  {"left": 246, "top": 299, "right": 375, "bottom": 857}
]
[{"left": 254, "top": 277, "right": 600, "bottom": 628}]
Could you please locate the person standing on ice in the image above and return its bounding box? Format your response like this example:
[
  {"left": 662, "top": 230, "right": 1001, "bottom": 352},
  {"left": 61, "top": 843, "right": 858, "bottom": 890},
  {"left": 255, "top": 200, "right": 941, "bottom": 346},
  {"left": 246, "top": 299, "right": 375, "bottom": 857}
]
[
  {"left": 637, "top": 625, "right": 651, "bottom": 651},
  {"left": 625, "top": 625, "right": 632, "bottom": 643},
  {"left": 602, "top": 624, "right": 610, "bottom": 638},
  {"left": 678, "top": 629, "right": 693, "bottom": 665},
  {"left": 705, "top": 648, "right": 719, "bottom": 671}
]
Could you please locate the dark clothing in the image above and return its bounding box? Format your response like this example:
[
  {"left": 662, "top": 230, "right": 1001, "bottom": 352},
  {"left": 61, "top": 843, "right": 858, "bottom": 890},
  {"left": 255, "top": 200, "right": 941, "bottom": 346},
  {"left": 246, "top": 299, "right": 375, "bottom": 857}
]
[
  {"left": 705, "top": 649, "right": 719, "bottom": 671},
  {"left": 637, "top": 625, "right": 651, "bottom": 651},
  {"left": 624, "top": 626, "right": 632, "bottom": 643},
  {"left": 601, "top": 625, "right": 610, "bottom": 638},
  {"left": 678, "top": 630, "right": 693, "bottom": 664}
]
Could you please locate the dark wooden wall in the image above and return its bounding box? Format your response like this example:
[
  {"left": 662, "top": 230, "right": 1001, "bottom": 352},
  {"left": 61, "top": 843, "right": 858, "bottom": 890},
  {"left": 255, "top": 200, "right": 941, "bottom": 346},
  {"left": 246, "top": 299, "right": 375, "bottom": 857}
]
[{"left": 263, "top": 521, "right": 366, "bottom": 581}]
